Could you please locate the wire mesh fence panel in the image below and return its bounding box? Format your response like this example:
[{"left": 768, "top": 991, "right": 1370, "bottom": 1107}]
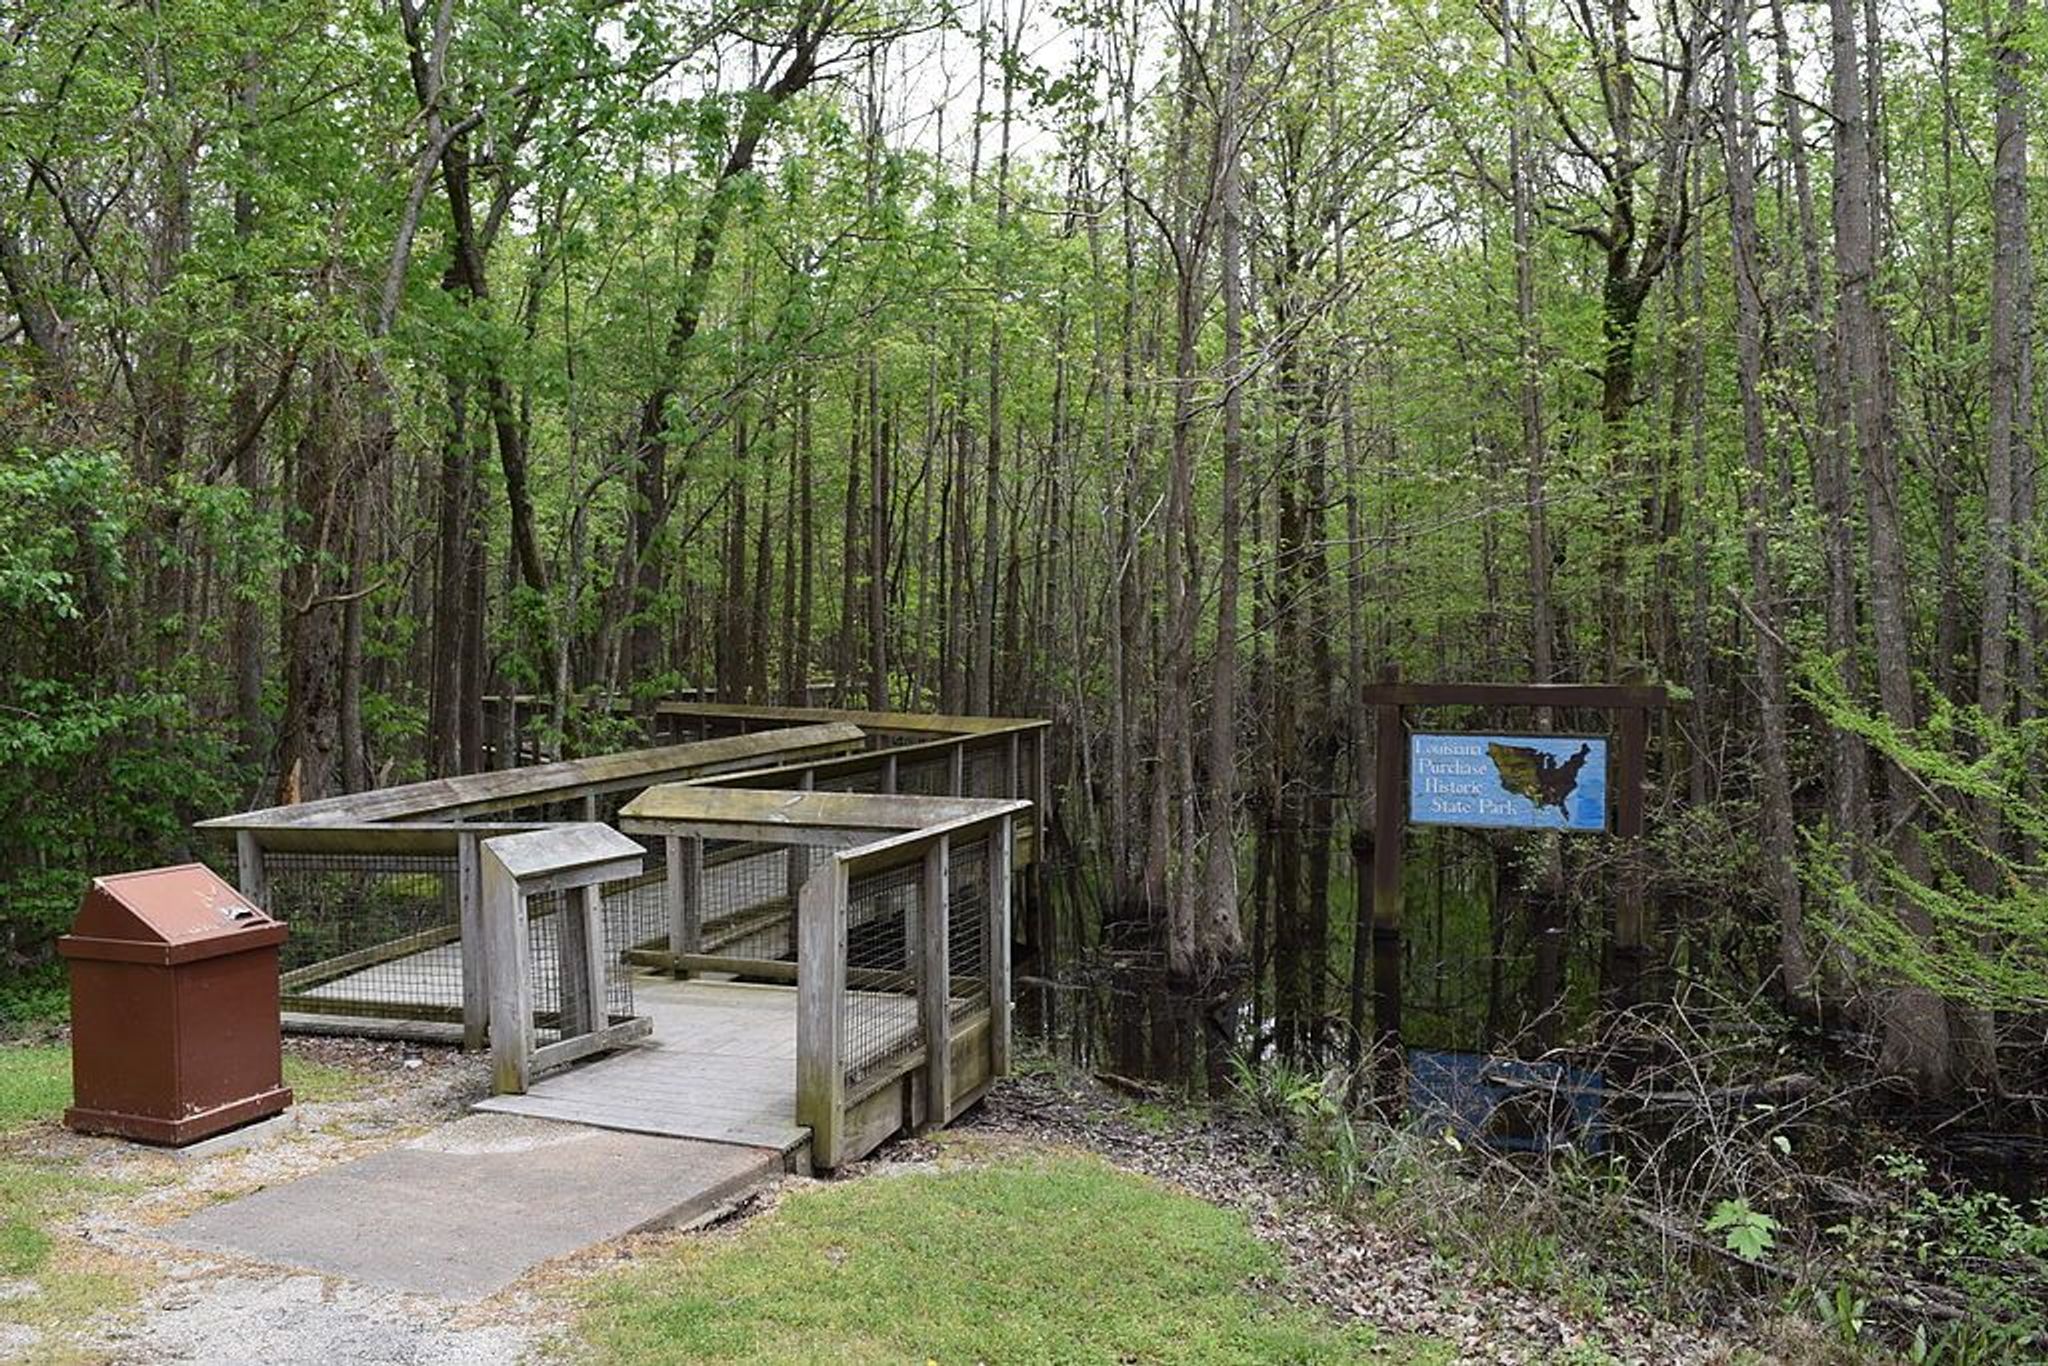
[
  {"left": 603, "top": 842, "right": 668, "bottom": 956},
  {"left": 598, "top": 874, "right": 655, "bottom": 1020},
  {"left": 525, "top": 888, "right": 568, "bottom": 1045},
  {"left": 962, "top": 746, "right": 1004, "bottom": 799},
  {"left": 267, "top": 851, "right": 464, "bottom": 1020},
  {"left": 946, "top": 836, "right": 992, "bottom": 1023},
  {"left": 701, "top": 842, "right": 802, "bottom": 963},
  {"left": 842, "top": 860, "right": 923, "bottom": 1093},
  {"left": 813, "top": 768, "right": 885, "bottom": 795},
  {"left": 893, "top": 754, "right": 953, "bottom": 796}
]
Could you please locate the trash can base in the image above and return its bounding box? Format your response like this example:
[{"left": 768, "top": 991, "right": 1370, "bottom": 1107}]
[{"left": 65, "top": 1086, "right": 293, "bottom": 1147}]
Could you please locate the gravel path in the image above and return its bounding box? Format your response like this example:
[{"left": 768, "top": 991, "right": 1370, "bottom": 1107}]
[{"left": 8, "top": 1038, "right": 573, "bottom": 1365}]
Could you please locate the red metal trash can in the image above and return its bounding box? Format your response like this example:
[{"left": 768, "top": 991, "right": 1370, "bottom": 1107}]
[{"left": 58, "top": 865, "right": 293, "bottom": 1145}]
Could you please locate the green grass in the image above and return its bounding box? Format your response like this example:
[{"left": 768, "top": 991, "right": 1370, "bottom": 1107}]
[
  {"left": 578, "top": 1149, "right": 1450, "bottom": 1365},
  {"left": 0, "top": 1160, "right": 107, "bottom": 1277},
  {"left": 0, "top": 1156, "right": 143, "bottom": 1357},
  {"left": 0, "top": 1045, "right": 70, "bottom": 1135},
  {"left": 282, "top": 1053, "right": 370, "bottom": 1104},
  {"left": 0, "top": 1052, "right": 133, "bottom": 1280},
  {"left": 0, "top": 1043, "right": 367, "bottom": 1137}
]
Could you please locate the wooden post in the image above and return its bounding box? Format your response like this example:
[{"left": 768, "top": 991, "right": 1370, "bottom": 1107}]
[
  {"left": 948, "top": 742, "right": 965, "bottom": 796},
  {"left": 458, "top": 832, "right": 487, "bottom": 1051},
  {"left": 557, "top": 890, "right": 593, "bottom": 1037},
  {"left": 1030, "top": 729, "right": 1047, "bottom": 940},
  {"left": 882, "top": 753, "right": 899, "bottom": 794},
  {"left": 669, "top": 835, "right": 703, "bottom": 977},
  {"left": 483, "top": 845, "right": 534, "bottom": 1095},
  {"left": 796, "top": 859, "right": 847, "bottom": 1168},
  {"left": 1610, "top": 702, "right": 1648, "bottom": 1009},
  {"left": 919, "top": 835, "right": 953, "bottom": 1127},
  {"left": 989, "top": 813, "right": 1014, "bottom": 1076},
  {"left": 786, "top": 770, "right": 814, "bottom": 904},
  {"left": 1371, "top": 691, "right": 1405, "bottom": 1090},
  {"left": 234, "top": 830, "right": 267, "bottom": 908},
  {"left": 578, "top": 882, "right": 609, "bottom": 1028},
  {"left": 1005, "top": 732, "right": 1020, "bottom": 799}
]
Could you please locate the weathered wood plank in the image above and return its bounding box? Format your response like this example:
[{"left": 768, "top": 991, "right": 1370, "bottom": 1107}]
[
  {"left": 626, "top": 951, "right": 798, "bottom": 981},
  {"left": 838, "top": 1074, "right": 913, "bottom": 1167},
  {"left": 482, "top": 823, "right": 645, "bottom": 882},
  {"left": 620, "top": 785, "right": 1018, "bottom": 836},
  {"left": 236, "top": 830, "right": 267, "bottom": 907},
  {"left": 577, "top": 882, "right": 608, "bottom": 1034},
  {"left": 199, "top": 723, "right": 866, "bottom": 829},
  {"left": 279, "top": 994, "right": 464, "bottom": 1022},
  {"left": 458, "top": 832, "right": 487, "bottom": 1051},
  {"left": 530, "top": 1016, "right": 652, "bottom": 1075},
  {"left": 919, "top": 835, "right": 952, "bottom": 1129},
  {"left": 279, "top": 921, "right": 461, "bottom": 992},
  {"left": 474, "top": 978, "right": 812, "bottom": 1152},
  {"left": 989, "top": 813, "right": 1014, "bottom": 1077},
  {"left": 795, "top": 862, "right": 847, "bottom": 1169},
  {"left": 666, "top": 835, "right": 698, "bottom": 965},
  {"left": 282, "top": 1013, "right": 465, "bottom": 1045},
  {"left": 482, "top": 841, "right": 534, "bottom": 1095},
  {"left": 233, "top": 822, "right": 553, "bottom": 856}
]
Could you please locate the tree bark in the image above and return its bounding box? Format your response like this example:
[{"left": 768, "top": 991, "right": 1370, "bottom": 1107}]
[{"left": 1721, "top": 0, "right": 1814, "bottom": 1006}]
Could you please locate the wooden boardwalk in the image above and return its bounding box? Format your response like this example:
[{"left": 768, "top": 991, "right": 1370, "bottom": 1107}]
[{"left": 474, "top": 978, "right": 813, "bottom": 1156}]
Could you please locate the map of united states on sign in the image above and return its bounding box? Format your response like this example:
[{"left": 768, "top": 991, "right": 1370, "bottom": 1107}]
[{"left": 1409, "top": 733, "right": 1609, "bottom": 832}]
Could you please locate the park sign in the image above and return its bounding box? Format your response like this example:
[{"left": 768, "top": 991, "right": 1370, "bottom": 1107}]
[
  {"left": 1409, "top": 732, "right": 1609, "bottom": 832},
  {"left": 1360, "top": 678, "right": 1669, "bottom": 1067}
]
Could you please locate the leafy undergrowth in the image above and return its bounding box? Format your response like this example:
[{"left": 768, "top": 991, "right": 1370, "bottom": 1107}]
[
  {"left": 577, "top": 1148, "right": 1449, "bottom": 1364},
  {"left": 0, "top": 969, "right": 67, "bottom": 1039},
  {"left": 1227, "top": 1049, "right": 2048, "bottom": 1363}
]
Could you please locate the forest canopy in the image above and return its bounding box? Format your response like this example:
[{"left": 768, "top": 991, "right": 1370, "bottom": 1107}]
[{"left": 3, "top": 0, "right": 2046, "bottom": 1103}]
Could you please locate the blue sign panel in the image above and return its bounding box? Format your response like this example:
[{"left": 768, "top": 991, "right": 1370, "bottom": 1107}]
[{"left": 1409, "top": 732, "right": 1608, "bottom": 832}]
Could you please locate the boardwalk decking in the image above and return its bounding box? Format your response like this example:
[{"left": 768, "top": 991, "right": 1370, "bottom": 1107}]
[
  {"left": 470, "top": 975, "right": 937, "bottom": 1161},
  {"left": 474, "top": 978, "right": 813, "bottom": 1155}
]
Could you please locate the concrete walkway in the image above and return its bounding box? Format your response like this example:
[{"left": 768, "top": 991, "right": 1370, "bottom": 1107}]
[{"left": 165, "top": 1113, "right": 778, "bottom": 1299}]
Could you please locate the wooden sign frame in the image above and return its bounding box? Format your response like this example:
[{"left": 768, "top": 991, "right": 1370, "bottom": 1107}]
[{"left": 1359, "top": 676, "right": 1672, "bottom": 1074}]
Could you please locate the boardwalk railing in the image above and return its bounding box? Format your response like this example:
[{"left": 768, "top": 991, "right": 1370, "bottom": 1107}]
[
  {"left": 484, "top": 697, "right": 1047, "bottom": 861},
  {"left": 197, "top": 725, "right": 865, "bottom": 1043},
  {"left": 797, "top": 808, "right": 1017, "bottom": 1169},
  {"left": 617, "top": 784, "right": 1023, "bottom": 1169}
]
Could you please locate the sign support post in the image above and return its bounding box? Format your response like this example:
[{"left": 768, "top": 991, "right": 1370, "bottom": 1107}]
[
  {"left": 1361, "top": 676, "right": 1671, "bottom": 1099},
  {"left": 1371, "top": 669, "right": 1406, "bottom": 1092},
  {"left": 1610, "top": 688, "right": 1649, "bottom": 1012}
]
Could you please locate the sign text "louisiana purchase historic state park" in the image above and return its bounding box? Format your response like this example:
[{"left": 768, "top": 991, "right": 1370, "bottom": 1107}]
[{"left": 1408, "top": 733, "right": 1609, "bottom": 832}]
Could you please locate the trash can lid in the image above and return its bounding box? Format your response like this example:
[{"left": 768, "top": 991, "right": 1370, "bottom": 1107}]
[{"left": 59, "top": 864, "right": 286, "bottom": 966}]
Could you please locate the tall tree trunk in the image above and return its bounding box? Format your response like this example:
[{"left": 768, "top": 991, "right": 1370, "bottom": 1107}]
[
  {"left": 1980, "top": 0, "right": 2030, "bottom": 855},
  {"left": 1722, "top": 0, "right": 1815, "bottom": 1005},
  {"left": 623, "top": 15, "right": 829, "bottom": 688},
  {"left": 1828, "top": 0, "right": 1955, "bottom": 1094},
  {"left": 277, "top": 353, "right": 353, "bottom": 803}
]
